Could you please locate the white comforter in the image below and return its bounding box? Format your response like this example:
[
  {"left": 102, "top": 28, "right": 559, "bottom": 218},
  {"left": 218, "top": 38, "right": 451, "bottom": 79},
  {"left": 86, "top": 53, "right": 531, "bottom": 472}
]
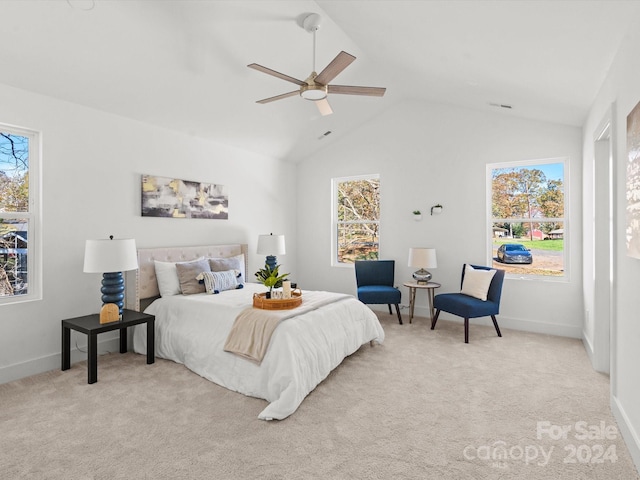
[{"left": 132, "top": 284, "right": 385, "bottom": 420}]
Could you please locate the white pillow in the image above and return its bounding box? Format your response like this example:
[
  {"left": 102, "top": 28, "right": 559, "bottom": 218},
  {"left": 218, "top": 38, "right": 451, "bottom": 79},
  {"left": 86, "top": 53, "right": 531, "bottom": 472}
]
[
  {"left": 461, "top": 265, "right": 496, "bottom": 301},
  {"left": 154, "top": 260, "right": 181, "bottom": 297}
]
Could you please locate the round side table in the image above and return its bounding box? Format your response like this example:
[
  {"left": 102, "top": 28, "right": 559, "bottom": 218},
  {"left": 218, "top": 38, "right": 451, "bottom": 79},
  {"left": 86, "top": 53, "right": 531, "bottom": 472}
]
[{"left": 403, "top": 281, "right": 441, "bottom": 323}]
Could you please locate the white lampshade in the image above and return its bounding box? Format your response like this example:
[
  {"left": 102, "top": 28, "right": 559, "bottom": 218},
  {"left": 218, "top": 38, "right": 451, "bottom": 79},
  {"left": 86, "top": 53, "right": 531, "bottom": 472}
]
[
  {"left": 83, "top": 238, "right": 138, "bottom": 273},
  {"left": 408, "top": 248, "right": 437, "bottom": 269},
  {"left": 257, "top": 234, "right": 286, "bottom": 255}
]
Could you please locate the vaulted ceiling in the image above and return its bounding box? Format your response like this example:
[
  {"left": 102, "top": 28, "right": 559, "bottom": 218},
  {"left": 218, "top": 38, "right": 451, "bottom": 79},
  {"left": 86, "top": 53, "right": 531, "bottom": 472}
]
[{"left": 1, "top": 0, "right": 639, "bottom": 161}]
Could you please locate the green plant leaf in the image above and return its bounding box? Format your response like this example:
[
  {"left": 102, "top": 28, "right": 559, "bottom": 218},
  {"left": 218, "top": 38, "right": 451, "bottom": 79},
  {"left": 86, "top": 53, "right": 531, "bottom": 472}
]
[{"left": 255, "top": 263, "right": 289, "bottom": 290}]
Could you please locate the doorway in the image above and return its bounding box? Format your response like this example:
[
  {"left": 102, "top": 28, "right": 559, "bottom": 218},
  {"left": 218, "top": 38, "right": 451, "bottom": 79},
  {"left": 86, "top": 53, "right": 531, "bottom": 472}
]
[{"left": 591, "top": 110, "right": 614, "bottom": 375}]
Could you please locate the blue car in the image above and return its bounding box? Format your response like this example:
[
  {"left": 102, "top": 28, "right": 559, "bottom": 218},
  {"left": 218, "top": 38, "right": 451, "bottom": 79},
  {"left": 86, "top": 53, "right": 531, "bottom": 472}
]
[{"left": 497, "top": 243, "right": 533, "bottom": 264}]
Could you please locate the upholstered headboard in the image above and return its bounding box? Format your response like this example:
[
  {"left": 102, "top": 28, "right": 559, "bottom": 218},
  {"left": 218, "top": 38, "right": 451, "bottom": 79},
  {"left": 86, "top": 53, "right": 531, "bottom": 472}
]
[{"left": 125, "top": 244, "right": 249, "bottom": 312}]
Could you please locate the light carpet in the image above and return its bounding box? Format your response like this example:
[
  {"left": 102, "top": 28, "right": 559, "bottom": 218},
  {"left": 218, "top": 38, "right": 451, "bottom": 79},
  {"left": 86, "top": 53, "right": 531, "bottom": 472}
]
[{"left": 0, "top": 314, "right": 638, "bottom": 480}]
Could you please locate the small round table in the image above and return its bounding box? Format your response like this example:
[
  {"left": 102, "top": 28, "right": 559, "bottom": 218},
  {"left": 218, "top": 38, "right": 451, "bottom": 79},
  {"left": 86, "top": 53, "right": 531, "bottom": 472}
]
[{"left": 403, "top": 281, "right": 441, "bottom": 323}]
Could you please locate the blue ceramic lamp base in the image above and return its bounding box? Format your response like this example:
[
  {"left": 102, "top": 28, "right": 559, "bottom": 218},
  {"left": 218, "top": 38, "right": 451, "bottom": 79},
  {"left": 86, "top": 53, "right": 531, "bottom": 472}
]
[
  {"left": 101, "top": 271, "right": 125, "bottom": 317},
  {"left": 264, "top": 255, "right": 278, "bottom": 271}
]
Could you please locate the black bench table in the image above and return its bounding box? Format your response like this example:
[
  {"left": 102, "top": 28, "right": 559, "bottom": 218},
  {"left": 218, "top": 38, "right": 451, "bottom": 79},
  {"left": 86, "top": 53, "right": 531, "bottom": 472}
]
[{"left": 61, "top": 309, "right": 155, "bottom": 384}]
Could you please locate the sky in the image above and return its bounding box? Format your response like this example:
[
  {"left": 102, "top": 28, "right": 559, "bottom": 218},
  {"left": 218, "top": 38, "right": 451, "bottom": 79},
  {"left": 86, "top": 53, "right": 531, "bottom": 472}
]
[
  {"left": 537, "top": 162, "right": 564, "bottom": 181},
  {"left": 493, "top": 161, "right": 564, "bottom": 182}
]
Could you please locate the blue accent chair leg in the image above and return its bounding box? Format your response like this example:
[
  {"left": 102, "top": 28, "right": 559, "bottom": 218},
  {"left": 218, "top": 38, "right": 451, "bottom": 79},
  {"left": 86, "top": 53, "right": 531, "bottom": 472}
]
[
  {"left": 394, "top": 304, "right": 402, "bottom": 325},
  {"left": 431, "top": 309, "right": 440, "bottom": 330},
  {"left": 464, "top": 318, "right": 469, "bottom": 344},
  {"left": 491, "top": 315, "right": 502, "bottom": 337}
]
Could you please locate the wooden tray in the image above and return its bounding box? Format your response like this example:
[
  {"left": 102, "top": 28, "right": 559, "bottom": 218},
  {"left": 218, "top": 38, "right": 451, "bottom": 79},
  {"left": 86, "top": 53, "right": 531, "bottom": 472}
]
[{"left": 253, "top": 290, "right": 302, "bottom": 310}]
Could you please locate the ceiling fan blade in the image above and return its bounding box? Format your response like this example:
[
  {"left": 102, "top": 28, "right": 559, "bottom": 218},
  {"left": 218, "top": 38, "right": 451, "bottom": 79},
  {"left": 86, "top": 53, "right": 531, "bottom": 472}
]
[
  {"left": 315, "top": 51, "right": 356, "bottom": 85},
  {"left": 256, "top": 90, "right": 300, "bottom": 104},
  {"left": 248, "top": 63, "right": 306, "bottom": 86},
  {"left": 315, "top": 98, "right": 333, "bottom": 116},
  {"left": 328, "top": 85, "right": 386, "bottom": 97}
]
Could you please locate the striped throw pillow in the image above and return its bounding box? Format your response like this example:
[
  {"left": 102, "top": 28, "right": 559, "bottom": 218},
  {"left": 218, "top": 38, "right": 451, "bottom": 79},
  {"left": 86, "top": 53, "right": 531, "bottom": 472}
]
[{"left": 200, "top": 270, "right": 241, "bottom": 294}]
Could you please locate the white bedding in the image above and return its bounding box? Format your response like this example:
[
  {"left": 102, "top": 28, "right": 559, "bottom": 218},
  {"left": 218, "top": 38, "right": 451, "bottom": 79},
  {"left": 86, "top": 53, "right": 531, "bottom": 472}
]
[{"left": 132, "top": 283, "right": 385, "bottom": 420}]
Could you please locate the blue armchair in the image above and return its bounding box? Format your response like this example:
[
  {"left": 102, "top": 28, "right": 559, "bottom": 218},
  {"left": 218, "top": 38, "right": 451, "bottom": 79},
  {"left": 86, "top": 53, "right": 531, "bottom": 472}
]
[
  {"left": 431, "top": 264, "right": 505, "bottom": 343},
  {"left": 355, "top": 260, "right": 403, "bottom": 324}
]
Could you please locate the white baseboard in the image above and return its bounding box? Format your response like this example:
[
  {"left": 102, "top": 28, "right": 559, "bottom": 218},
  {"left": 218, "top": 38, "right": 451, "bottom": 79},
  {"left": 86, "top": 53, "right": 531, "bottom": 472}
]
[
  {"left": 415, "top": 308, "right": 582, "bottom": 338},
  {"left": 370, "top": 303, "right": 582, "bottom": 338},
  {"left": 0, "top": 336, "right": 121, "bottom": 385},
  {"left": 581, "top": 329, "right": 599, "bottom": 371},
  {"left": 611, "top": 393, "right": 640, "bottom": 473},
  {"left": 582, "top": 329, "right": 595, "bottom": 361}
]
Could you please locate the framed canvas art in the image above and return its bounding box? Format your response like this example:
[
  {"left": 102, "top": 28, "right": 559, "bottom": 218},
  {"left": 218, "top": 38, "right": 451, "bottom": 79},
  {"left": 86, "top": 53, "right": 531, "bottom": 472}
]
[
  {"left": 626, "top": 101, "right": 640, "bottom": 258},
  {"left": 141, "top": 175, "right": 228, "bottom": 219}
]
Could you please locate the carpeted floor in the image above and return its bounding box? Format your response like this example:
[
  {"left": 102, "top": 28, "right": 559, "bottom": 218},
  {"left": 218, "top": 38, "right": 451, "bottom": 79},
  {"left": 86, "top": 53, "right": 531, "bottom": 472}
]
[{"left": 0, "top": 314, "right": 638, "bottom": 480}]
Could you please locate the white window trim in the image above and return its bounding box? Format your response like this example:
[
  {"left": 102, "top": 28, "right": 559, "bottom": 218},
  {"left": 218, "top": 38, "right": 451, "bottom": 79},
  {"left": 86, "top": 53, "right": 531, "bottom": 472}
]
[
  {"left": 486, "top": 157, "right": 569, "bottom": 282},
  {"left": 331, "top": 173, "right": 380, "bottom": 267},
  {"left": 0, "top": 124, "right": 42, "bottom": 305}
]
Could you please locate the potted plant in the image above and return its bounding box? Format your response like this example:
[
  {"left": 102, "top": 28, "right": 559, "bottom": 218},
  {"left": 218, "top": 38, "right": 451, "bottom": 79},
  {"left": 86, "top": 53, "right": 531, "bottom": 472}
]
[
  {"left": 430, "top": 204, "right": 443, "bottom": 215},
  {"left": 255, "top": 263, "right": 289, "bottom": 298},
  {"left": 412, "top": 210, "right": 422, "bottom": 220}
]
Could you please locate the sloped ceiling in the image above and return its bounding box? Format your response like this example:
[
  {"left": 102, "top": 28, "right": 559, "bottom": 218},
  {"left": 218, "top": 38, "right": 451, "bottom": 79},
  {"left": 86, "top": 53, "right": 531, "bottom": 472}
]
[{"left": 1, "top": 0, "right": 639, "bottom": 162}]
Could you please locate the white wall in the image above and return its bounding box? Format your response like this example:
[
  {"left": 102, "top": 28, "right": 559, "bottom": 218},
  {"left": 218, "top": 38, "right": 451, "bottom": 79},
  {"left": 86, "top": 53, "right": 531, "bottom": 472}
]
[
  {"left": 296, "top": 99, "right": 583, "bottom": 337},
  {"left": 583, "top": 25, "right": 640, "bottom": 470},
  {"left": 0, "top": 83, "right": 296, "bottom": 383}
]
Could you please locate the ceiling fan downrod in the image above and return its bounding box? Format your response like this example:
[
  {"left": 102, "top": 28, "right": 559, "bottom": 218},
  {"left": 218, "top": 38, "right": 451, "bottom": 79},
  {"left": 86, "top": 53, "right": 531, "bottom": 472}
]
[
  {"left": 312, "top": 27, "right": 317, "bottom": 73},
  {"left": 303, "top": 14, "right": 322, "bottom": 73},
  {"left": 301, "top": 13, "right": 326, "bottom": 101}
]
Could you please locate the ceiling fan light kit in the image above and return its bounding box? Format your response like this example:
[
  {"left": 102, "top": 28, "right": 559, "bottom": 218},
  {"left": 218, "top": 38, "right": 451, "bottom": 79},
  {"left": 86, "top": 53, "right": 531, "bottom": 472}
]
[
  {"left": 248, "top": 13, "right": 386, "bottom": 116},
  {"left": 300, "top": 84, "right": 327, "bottom": 100}
]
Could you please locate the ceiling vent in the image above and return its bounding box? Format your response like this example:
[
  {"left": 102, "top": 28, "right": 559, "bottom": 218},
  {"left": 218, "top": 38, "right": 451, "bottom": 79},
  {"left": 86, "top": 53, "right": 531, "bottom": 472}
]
[{"left": 489, "top": 102, "right": 513, "bottom": 109}]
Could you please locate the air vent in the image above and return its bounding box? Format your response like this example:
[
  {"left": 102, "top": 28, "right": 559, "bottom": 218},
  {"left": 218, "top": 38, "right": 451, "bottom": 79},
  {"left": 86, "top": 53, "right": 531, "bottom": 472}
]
[{"left": 489, "top": 102, "right": 513, "bottom": 109}]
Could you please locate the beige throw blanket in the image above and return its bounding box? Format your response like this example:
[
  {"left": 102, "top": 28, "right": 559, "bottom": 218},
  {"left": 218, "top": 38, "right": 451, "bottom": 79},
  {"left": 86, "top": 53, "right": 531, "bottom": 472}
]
[{"left": 224, "top": 291, "right": 351, "bottom": 364}]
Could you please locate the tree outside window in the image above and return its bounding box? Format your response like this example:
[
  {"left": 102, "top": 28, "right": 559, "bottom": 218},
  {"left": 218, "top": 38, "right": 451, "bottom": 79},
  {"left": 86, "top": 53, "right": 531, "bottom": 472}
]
[
  {"left": 333, "top": 175, "right": 380, "bottom": 264},
  {"left": 1, "top": 128, "right": 36, "bottom": 299},
  {"left": 488, "top": 160, "right": 567, "bottom": 278}
]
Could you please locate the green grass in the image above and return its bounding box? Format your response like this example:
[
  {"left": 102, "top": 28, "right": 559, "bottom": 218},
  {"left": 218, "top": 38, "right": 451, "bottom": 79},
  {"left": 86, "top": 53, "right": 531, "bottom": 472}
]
[{"left": 493, "top": 238, "right": 564, "bottom": 251}]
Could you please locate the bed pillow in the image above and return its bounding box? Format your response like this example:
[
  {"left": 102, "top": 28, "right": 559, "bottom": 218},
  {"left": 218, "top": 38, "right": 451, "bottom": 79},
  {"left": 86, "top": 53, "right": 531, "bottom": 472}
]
[
  {"left": 461, "top": 265, "right": 496, "bottom": 301},
  {"left": 175, "top": 258, "right": 211, "bottom": 295},
  {"left": 209, "top": 254, "right": 246, "bottom": 284},
  {"left": 198, "top": 270, "right": 242, "bottom": 294},
  {"left": 154, "top": 260, "right": 181, "bottom": 297}
]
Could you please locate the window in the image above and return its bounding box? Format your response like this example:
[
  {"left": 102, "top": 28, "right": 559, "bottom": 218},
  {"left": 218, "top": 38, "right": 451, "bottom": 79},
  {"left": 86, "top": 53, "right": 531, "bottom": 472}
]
[
  {"left": 332, "top": 174, "right": 380, "bottom": 265},
  {"left": 0, "top": 125, "right": 40, "bottom": 303},
  {"left": 487, "top": 158, "right": 567, "bottom": 279}
]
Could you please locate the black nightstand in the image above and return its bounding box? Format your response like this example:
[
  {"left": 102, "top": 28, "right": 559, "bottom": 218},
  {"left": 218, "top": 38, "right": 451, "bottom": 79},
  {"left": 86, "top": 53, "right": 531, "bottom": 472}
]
[{"left": 61, "top": 309, "right": 155, "bottom": 384}]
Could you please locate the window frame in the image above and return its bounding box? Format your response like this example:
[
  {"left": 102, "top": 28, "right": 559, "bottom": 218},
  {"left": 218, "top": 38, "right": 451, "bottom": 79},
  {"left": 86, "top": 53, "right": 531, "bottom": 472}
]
[
  {"left": 331, "top": 173, "right": 380, "bottom": 267},
  {"left": 0, "top": 123, "right": 42, "bottom": 305},
  {"left": 486, "top": 157, "right": 569, "bottom": 282}
]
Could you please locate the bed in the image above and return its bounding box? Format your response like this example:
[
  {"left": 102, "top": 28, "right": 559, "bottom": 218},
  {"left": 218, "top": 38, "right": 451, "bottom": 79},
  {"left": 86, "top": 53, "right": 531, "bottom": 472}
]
[{"left": 126, "top": 244, "right": 385, "bottom": 420}]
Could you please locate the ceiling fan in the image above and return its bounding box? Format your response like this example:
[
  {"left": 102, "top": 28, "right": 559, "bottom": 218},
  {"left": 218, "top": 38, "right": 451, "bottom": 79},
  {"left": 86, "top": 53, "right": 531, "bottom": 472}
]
[{"left": 248, "top": 13, "right": 386, "bottom": 116}]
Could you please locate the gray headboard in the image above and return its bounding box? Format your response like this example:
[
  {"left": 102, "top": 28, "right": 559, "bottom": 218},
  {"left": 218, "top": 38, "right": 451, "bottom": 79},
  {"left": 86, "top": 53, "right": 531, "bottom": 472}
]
[{"left": 125, "top": 244, "right": 249, "bottom": 312}]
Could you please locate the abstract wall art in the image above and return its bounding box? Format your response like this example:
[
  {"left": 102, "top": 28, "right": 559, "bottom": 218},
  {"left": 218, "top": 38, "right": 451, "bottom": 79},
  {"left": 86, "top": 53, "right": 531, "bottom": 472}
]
[
  {"left": 626, "top": 101, "right": 640, "bottom": 258},
  {"left": 141, "top": 175, "right": 228, "bottom": 219}
]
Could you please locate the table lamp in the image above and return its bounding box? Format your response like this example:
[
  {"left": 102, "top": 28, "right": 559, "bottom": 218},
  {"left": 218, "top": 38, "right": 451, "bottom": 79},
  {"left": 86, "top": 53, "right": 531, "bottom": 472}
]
[
  {"left": 83, "top": 236, "right": 138, "bottom": 317},
  {"left": 257, "top": 233, "right": 285, "bottom": 271},
  {"left": 408, "top": 247, "right": 437, "bottom": 284}
]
